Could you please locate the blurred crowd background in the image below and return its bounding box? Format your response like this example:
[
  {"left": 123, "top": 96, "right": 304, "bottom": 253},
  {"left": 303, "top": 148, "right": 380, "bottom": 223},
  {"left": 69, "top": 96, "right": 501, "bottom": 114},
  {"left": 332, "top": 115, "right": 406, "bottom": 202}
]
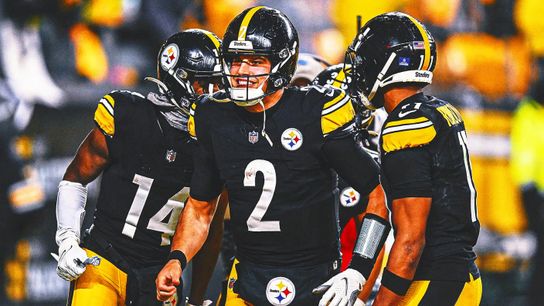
[{"left": 0, "top": 0, "right": 543, "bottom": 305}]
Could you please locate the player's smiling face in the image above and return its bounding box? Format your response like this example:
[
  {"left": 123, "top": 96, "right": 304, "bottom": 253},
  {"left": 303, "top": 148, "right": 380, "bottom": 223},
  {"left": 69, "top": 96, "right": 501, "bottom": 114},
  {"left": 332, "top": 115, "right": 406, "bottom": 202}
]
[{"left": 229, "top": 55, "right": 271, "bottom": 91}]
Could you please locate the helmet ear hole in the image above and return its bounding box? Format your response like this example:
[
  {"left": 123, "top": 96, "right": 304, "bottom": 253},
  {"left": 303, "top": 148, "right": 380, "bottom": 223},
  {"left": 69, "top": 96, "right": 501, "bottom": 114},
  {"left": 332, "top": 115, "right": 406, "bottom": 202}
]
[{"left": 273, "top": 78, "right": 285, "bottom": 88}]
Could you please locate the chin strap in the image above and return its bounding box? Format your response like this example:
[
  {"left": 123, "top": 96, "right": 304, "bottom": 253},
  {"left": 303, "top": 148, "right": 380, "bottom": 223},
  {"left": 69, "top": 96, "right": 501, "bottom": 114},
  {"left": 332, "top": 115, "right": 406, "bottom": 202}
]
[{"left": 257, "top": 99, "right": 273, "bottom": 147}]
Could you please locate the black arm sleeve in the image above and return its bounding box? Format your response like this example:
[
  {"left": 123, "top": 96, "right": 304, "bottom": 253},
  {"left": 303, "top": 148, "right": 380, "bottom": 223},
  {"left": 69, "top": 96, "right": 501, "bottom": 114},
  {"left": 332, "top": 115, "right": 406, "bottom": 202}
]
[
  {"left": 381, "top": 148, "right": 433, "bottom": 199},
  {"left": 322, "top": 136, "right": 380, "bottom": 197}
]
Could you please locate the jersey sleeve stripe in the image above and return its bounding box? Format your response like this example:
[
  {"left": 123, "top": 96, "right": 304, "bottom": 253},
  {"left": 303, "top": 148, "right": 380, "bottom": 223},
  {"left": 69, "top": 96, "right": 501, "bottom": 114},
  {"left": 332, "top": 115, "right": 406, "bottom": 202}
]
[
  {"left": 382, "top": 125, "right": 436, "bottom": 152},
  {"left": 322, "top": 92, "right": 349, "bottom": 115},
  {"left": 382, "top": 120, "right": 432, "bottom": 135},
  {"left": 322, "top": 97, "right": 355, "bottom": 135},
  {"left": 188, "top": 103, "right": 197, "bottom": 139},
  {"left": 323, "top": 90, "right": 347, "bottom": 110},
  {"left": 99, "top": 98, "right": 114, "bottom": 116},
  {"left": 104, "top": 94, "right": 115, "bottom": 109},
  {"left": 94, "top": 104, "right": 115, "bottom": 136},
  {"left": 384, "top": 116, "right": 428, "bottom": 128}
]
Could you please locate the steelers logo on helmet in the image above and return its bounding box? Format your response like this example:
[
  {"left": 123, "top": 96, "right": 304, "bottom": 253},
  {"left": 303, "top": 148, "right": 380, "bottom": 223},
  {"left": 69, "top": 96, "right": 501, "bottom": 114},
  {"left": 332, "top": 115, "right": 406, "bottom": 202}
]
[
  {"left": 281, "top": 128, "right": 303, "bottom": 151},
  {"left": 340, "top": 187, "right": 361, "bottom": 207},
  {"left": 266, "top": 277, "right": 296, "bottom": 306},
  {"left": 160, "top": 43, "right": 179, "bottom": 71}
]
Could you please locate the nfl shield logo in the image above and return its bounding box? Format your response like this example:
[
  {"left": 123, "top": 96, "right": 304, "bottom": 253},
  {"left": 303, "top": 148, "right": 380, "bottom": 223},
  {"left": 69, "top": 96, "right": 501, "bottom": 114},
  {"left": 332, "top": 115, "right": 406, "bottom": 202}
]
[
  {"left": 248, "top": 131, "right": 259, "bottom": 144},
  {"left": 165, "top": 149, "right": 177, "bottom": 163}
]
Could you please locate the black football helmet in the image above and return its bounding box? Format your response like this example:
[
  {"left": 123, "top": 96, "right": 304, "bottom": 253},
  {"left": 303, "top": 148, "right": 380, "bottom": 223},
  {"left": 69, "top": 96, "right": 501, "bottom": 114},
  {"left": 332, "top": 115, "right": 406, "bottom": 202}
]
[
  {"left": 222, "top": 6, "right": 299, "bottom": 106},
  {"left": 345, "top": 12, "right": 437, "bottom": 109},
  {"left": 150, "top": 29, "right": 222, "bottom": 110}
]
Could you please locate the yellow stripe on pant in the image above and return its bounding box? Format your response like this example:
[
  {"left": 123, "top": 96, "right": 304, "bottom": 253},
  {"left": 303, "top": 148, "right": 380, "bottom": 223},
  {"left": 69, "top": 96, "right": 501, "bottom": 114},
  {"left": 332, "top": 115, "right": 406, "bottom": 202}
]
[
  {"left": 69, "top": 248, "right": 128, "bottom": 306},
  {"left": 400, "top": 273, "right": 482, "bottom": 306}
]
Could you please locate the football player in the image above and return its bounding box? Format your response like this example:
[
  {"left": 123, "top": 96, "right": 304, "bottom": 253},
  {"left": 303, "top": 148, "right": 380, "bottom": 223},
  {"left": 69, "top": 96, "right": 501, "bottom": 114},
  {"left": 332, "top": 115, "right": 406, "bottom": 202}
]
[
  {"left": 156, "top": 6, "right": 389, "bottom": 306},
  {"left": 319, "top": 12, "right": 482, "bottom": 305},
  {"left": 312, "top": 64, "right": 384, "bottom": 305},
  {"left": 55, "top": 29, "right": 226, "bottom": 306}
]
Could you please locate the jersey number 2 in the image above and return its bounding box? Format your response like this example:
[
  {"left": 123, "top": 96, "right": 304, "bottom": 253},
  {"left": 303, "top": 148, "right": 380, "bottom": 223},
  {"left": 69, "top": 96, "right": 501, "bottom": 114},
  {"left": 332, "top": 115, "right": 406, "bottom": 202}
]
[
  {"left": 122, "top": 174, "right": 184, "bottom": 246},
  {"left": 244, "top": 159, "right": 281, "bottom": 232}
]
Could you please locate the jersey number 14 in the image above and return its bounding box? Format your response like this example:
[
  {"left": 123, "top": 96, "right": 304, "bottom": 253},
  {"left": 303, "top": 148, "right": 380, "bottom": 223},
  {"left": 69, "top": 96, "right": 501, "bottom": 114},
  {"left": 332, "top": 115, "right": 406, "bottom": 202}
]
[{"left": 122, "top": 174, "right": 186, "bottom": 246}]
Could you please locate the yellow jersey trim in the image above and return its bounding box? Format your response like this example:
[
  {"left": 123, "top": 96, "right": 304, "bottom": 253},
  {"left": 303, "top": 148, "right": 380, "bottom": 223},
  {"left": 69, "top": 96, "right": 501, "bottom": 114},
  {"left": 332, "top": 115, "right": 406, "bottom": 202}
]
[
  {"left": 384, "top": 117, "right": 429, "bottom": 129},
  {"left": 94, "top": 95, "right": 115, "bottom": 136},
  {"left": 382, "top": 124, "right": 436, "bottom": 153},
  {"left": 323, "top": 90, "right": 347, "bottom": 110},
  {"left": 322, "top": 95, "right": 355, "bottom": 136},
  {"left": 188, "top": 102, "right": 197, "bottom": 139}
]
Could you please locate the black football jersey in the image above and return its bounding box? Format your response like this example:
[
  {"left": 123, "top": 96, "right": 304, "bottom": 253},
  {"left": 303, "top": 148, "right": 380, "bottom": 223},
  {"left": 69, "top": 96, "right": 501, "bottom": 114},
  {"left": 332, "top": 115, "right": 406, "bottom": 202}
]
[
  {"left": 92, "top": 90, "right": 194, "bottom": 267},
  {"left": 189, "top": 86, "right": 379, "bottom": 267},
  {"left": 379, "top": 93, "right": 480, "bottom": 281}
]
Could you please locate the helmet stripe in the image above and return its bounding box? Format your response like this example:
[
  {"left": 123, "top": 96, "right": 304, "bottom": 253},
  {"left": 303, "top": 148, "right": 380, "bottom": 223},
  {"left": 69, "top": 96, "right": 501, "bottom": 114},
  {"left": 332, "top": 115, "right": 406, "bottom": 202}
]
[
  {"left": 200, "top": 29, "right": 221, "bottom": 49},
  {"left": 405, "top": 15, "right": 431, "bottom": 71},
  {"left": 238, "top": 6, "right": 265, "bottom": 40}
]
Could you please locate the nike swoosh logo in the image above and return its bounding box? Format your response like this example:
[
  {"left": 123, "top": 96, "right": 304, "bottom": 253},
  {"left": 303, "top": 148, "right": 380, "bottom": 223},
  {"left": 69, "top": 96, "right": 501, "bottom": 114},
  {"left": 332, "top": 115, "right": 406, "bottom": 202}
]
[{"left": 398, "top": 109, "right": 417, "bottom": 118}]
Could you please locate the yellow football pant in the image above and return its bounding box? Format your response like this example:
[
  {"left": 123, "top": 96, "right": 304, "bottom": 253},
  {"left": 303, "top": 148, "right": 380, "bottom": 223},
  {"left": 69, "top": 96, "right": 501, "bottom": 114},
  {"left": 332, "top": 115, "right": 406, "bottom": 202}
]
[
  {"left": 400, "top": 272, "right": 482, "bottom": 306},
  {"left": 221, "top": 259, "right": 252, "bottom": 306},
  {"left": 68, "top": 248, "right": 128, "bottom": 306}
]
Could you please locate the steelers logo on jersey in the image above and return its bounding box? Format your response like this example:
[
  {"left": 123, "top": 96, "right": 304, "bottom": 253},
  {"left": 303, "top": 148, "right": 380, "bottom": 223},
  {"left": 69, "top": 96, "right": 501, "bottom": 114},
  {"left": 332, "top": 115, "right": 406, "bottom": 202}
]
[
  {"left": 340, "top": 187, "right": 360, "bottom": 207},
  {"left": 160, "top": 43, "right": 179, "bottom": 71},
  {"left": 266, "top": 277, "right": 296, "bottom": 306},
  {"left": 281, "top": 128, "right": 303, "bottom": 151}
]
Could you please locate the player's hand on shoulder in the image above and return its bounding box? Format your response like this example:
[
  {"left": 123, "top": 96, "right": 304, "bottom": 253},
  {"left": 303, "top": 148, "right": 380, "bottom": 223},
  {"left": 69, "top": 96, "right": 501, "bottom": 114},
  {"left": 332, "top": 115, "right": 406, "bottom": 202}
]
[
  {"left": 55, "top": 230, "right": 88, "bottom": 281},
  {"left": 313, "top": 268, "right": 366, "bottom": 306},
  {"left": 156, "top": 259, "right": 183, "bottom": 302}
]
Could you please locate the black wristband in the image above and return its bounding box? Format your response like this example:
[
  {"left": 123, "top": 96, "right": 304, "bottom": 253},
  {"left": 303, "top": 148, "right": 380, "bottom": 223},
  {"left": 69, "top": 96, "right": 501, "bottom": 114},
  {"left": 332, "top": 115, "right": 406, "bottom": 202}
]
[
  {"left": 168, "top": 250, "right": 188, "bottom": 270},
  {"left": 381, "top": 268, "right": 412, "bottom": 296},
  {"left": 349, "top": 255, "right": 374, "bottom": 279}
]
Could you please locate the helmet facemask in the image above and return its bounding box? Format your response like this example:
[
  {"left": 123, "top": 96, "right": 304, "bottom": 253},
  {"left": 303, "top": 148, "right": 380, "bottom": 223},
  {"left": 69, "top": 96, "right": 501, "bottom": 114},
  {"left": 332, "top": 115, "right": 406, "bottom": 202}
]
[
  {"left": 222, "top": 45, "right": 297, "bottom": 107},
  {"left": 344, "top": 49, "right": 376, "bottom": 110}
]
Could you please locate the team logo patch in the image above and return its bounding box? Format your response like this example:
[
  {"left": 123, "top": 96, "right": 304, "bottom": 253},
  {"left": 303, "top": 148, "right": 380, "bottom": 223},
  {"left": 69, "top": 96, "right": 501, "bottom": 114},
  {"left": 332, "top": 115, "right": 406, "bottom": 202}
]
[
  {"left": 248, "top": 130, "right": 259, "bottom": 144},
  {"left": 281, "top": 128, "right": 303, "bottom": 151},
  {"left": 228, "top": 277, "right": 236, "bottom": 289},
  {"left": 266, "top": 277, "right": 296, "bottom": 305},
  {"left": 160, "top": 43, "right": 179, "bottom": 71},
  {"left": 398, "top": 57, "right": 410, "bottom": 66},
  {"left": 165, "top": 149, "right": 177, "bottom": 163},
  {"left": 340, "top": 187, "right": 360, "bottom": 207}
]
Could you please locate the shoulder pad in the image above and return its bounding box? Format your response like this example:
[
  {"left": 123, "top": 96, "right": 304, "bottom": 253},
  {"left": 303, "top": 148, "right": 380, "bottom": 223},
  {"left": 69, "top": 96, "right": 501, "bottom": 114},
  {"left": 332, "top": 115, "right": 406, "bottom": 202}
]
[
  {"left": 381, "top": 105, "right": 436, "bottom": 153},
  {"left": 308, "top": 86, "right": 354, "bottom": 136}
]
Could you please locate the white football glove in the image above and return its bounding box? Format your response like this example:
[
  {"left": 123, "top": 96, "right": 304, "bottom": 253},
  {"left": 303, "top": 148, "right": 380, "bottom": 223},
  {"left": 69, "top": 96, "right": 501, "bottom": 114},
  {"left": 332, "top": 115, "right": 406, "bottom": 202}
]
[
  {"left": 56, "top": 235, "right": 88, "bottom": 281},
  {"left": 313, "top": 268, "right": 366, "bottom": 306}
]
